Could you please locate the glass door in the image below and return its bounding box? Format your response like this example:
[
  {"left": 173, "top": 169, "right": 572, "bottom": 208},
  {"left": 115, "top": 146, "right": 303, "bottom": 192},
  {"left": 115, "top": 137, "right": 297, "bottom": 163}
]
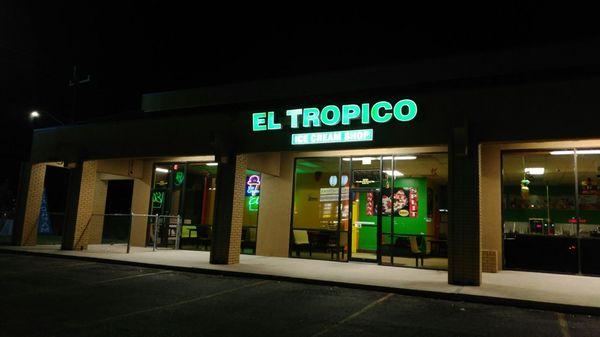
[
  {"left": 347, "top": 155, "right": 382, "bottom": 262},
  {"left": 349, "top": 189, "right": 380, "bottom": 262}
]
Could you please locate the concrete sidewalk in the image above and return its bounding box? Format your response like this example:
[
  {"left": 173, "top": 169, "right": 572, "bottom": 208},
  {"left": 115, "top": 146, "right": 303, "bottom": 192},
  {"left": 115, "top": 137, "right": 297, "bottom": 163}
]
[{"left": 2, "top": 244, "right": 600, "bottom": 315}]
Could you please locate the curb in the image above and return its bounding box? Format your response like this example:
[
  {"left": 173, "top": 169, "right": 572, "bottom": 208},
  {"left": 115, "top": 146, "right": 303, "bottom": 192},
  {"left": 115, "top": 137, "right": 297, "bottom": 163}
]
[{"left": 2, "top": 247, "right": 599, "bottom": 316}]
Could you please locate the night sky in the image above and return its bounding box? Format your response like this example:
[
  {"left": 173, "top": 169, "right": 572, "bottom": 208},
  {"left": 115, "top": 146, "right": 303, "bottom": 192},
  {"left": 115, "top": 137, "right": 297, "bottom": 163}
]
[{"left": 1, "top": 2, "right": 599, "bottom": 204}]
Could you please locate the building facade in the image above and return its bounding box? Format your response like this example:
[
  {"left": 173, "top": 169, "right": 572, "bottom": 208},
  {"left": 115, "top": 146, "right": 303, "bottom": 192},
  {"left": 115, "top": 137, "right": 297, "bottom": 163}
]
[{"left": 12, "top": 41, "right": 600, "bottom": 286}]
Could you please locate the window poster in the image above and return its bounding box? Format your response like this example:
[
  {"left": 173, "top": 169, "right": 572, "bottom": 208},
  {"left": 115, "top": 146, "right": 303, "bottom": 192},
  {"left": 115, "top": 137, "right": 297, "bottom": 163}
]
[{"left": 366, "top": 187, "right": 419, "bottom": 218}]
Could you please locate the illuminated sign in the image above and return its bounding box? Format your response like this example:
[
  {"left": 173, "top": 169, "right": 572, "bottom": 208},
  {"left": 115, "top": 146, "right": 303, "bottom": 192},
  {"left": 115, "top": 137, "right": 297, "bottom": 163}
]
[
  {"left": 151, "top": 191, "right": 165, "bottom": 209},
  {"left": 245, "top": 174, "right": 261, "bottom": 212},
  {"left": 174, "top": 171, "right": 185, "bottom": 186},
  {"left": 291, "top": 129, "right": 373, "bottom": 145},
  {"left": 252, "top": 99, "right": 417, "bottom": 132}
]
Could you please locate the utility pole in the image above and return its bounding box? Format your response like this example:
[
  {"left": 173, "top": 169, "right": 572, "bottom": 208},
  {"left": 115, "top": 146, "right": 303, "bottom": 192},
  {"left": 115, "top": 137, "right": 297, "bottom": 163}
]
[{"left": 68, "top": 65, "right": 91, "bottom": 124}]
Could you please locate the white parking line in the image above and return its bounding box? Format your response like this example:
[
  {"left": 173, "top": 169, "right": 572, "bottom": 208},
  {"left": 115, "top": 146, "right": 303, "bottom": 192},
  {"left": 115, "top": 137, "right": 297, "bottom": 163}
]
[
  {"left": 79, "top": 279, "right": 270, "bottom": 326},
  {"left": 311, "top": 293, "right": 394, "bottom": 337}
]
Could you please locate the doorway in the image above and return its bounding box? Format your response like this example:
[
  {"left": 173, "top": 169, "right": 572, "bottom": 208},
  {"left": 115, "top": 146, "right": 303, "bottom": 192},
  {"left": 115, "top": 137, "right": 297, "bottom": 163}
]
[
  {"left": 102, "top": 180, "right": 134, "bottom": 244},
  {"left": 348, "top": 188, "right": 380, "bottom": 262}
]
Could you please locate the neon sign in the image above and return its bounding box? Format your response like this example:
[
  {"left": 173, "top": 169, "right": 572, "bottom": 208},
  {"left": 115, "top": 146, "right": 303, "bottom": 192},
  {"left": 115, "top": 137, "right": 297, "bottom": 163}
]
[
  {"left": 291, "top": 129, "right": 373, "bottom": 145},
  {"left": 252, "top": 99, "right": 417, "bottom": 132},
  {"left": 245, "top": 174, "right": 261, "bottom": 212}
]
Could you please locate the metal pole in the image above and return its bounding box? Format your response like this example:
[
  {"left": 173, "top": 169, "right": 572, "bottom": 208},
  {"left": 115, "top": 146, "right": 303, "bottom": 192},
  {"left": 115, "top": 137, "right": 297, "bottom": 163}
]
[
  {"left": 574, "top": 150, "right": 581, "bottom": 275},
  {"left": 175, "top": 215, "right": 181, "bottom": 250},
  {"left": 153, "top": 214, "right": 159, "bottom": 252},
  {"left": 126, "top": 212, "right": 133, "bottom": 254}
]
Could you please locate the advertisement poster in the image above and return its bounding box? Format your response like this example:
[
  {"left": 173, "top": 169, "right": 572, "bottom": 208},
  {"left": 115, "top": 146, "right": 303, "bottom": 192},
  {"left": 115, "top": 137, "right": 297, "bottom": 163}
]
[{"left": 367, "top": 187, "right": 419, "bottom": 218}]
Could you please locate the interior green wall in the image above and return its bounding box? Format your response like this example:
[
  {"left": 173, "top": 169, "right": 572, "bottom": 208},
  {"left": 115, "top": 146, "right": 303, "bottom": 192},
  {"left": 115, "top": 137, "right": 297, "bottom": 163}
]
[{"left": 358, "top": 177, "right": 428, "bottom": 251}]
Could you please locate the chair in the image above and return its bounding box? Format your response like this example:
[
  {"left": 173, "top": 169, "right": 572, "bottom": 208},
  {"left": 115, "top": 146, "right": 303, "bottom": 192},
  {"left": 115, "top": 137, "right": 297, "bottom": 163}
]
[
  {"left": 292, "top": 230, "right": 312, "bottom": 257},
  {"left": 326, "top": 231, "right": 347, "bottom": 260},
  {"left": 409, "top": 236, "right": 431, "bottom": 267},
  {"left": 193, "top": 225, "right": 212, "bottom": 251}
]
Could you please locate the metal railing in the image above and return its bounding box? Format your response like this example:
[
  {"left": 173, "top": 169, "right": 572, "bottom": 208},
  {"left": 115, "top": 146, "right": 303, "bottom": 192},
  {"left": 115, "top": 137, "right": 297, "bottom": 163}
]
[
  {"left": 86, "top": 213, "right": 181, "bottom": 253},
  {"left": 152, "top": 214, "right": 182, "bottom": 252}
]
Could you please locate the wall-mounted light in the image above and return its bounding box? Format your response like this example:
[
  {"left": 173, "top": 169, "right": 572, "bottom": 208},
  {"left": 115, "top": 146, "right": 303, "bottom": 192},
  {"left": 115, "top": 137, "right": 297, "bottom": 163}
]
[
  {"left": 155, "top": 167, "right": 170, "bottom": 173},
  {"left": 206, "top": 162, "right": 219, "bottom": 166}
]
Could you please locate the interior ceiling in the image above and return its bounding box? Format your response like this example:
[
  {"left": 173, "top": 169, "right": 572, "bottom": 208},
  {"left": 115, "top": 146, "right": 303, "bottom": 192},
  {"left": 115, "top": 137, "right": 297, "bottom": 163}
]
[
  {"left": 503, "top": 151, "right": 600, "bottom": 185},
  {"left": 296, "top": 154, "right": 448, "bottom": 181}
]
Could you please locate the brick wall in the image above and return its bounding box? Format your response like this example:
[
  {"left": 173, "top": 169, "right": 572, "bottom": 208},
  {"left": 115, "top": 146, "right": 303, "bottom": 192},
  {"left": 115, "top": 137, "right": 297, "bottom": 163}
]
[
  {"left": 16, "top": 163, "right": 46, "bottom": 246},
  {"left": 88, "top": 178, "right": 108, "bottom": 244},
  {"left": 482, "top": 249, "right": 498, "bottom": 273},
  {"left": 448, "top": 128, "right": 481, "bottom": 286},
  {"left": 62, "top": 161, "right": 97, "bottom": 250},
  {"left": 210, "top": 154, "right": 247, "bottom": 264},
  {"left": 225, "top": 154, "right": 248, "bottom": 264}
]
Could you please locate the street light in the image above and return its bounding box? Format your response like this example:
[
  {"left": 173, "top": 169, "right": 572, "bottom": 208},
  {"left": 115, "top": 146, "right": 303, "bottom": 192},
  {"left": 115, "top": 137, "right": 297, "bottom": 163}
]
[
  {"left": 29, "top": 111, "right": 40, "bottom": 119},
  {"left": 28, "top": 110, "right": 65, "bottom": 126}
]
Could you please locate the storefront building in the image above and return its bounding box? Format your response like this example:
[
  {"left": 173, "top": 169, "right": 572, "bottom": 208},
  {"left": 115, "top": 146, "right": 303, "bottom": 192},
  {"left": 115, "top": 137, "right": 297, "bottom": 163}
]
[{"left": 11, "top": 42, "right": 600, "bottom": 286}]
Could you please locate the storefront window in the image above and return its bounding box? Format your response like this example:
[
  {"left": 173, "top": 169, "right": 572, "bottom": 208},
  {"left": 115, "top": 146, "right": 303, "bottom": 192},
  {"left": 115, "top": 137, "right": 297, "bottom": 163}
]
[
  {"left": 148, "top": 162, "right": 217, "bottom": 250},
  {"left": 378, "top": 154, "right": 448, "bottom": 270},
  {"left": 179, "top": 163, "right": 217, "bottom": 251},
  {"left": 291, "top": 158, "right": 341, "bottom": 260},
  {"left": 291, "top": 153, "right": 448, "bottom": 270},
  {"left": 576, "top": 152, "right": 600, "bottom": 275},
  {"left": 502, "top": 150, "right": 583, "bottom": 274}
]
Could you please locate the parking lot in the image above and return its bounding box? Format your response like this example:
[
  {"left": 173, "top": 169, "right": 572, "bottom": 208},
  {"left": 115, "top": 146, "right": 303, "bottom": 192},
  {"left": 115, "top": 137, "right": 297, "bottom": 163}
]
[{"left": 1, "top": 252, "right": 599, "bottom": 337}]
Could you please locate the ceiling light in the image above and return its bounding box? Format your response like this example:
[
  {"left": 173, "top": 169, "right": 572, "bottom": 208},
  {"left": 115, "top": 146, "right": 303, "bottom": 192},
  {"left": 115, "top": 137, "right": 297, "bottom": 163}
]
[
  {"left": 550, "top": 149, "right": 600, "bottom": 155},
  {"left": 524, "top": 167, "right": 545, "bottom": 175},
  {"left": 550, "top": 150, "right": 574, "bottom": 155},
  {"left": 577, "top": 149, "right": 600, "bottom": 155},
  {"left": 383, "top": 170, "right": 404, "bottom": 177},
  {"left": 206, "top": 162, "right": 219, "bottom": 166},
  {"left": 382, "top": 156, "right": 418, "bottom": 160},
  {"left": 155, "top": 168, "right": 169, "bottom": 173}
]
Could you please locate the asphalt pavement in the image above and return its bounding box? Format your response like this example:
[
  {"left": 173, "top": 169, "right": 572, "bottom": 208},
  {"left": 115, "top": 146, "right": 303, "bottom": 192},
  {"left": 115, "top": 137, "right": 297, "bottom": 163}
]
[{"left": 0, "top": 252, "right": 598, "bottom": 337}]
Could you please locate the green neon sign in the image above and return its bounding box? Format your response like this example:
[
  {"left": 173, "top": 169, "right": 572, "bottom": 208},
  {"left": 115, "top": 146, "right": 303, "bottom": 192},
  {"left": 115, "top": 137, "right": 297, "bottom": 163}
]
[
  {"left": 174, "top": 171, "right": 185, "bottom": 186},
  {"left": 252, "top": 99, "right": 417, "bottom": 132},
  {"left": 151, "top": 191, "right": 164, "bottom": 208},
  {"left": 248, "top": 196, "right": 260, "bottom": 212},
  {"left": 291, "top": 129, "right": 373, "bottom": 145}
]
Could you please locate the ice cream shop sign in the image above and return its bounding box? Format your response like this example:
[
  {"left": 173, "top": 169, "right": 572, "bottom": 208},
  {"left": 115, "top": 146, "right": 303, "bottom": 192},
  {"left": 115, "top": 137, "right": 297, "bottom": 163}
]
[{"left": 251, "top": 99, "right": 418, "bottom": 145}]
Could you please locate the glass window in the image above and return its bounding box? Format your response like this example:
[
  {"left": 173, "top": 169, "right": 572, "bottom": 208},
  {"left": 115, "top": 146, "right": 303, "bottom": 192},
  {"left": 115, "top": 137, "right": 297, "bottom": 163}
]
[
  {"left": 290, "top": 153, "right": 448, "bottom": 270},
  {"left": 179, "top": 163, "right": 217, "bottom": 251},
  {"left": 502, "top": 150, "right": 578, "bottom": 273},
  {"left": 576, "top": 151, "right": 600, "bottom": 275},
  {"left": 378, "top": 154, "right": 448, "bottom": 270},
  {"left": 291, "top": 158, "right": 341, "bottom": 260}
]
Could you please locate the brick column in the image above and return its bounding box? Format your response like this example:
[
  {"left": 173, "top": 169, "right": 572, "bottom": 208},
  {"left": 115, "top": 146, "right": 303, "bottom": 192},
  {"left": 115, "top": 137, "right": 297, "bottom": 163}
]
[
  {"left": 13, "top": 162, "right": 46, "bottom": 246},
  {"left": 447, "top": 127, "right": 481, "bottom": 286},
  {"left": 210, "top": 153, "right": 247, "bottom": 264},
  {"left": 62, "top": 161, "right": 97, "bottom": 250}
]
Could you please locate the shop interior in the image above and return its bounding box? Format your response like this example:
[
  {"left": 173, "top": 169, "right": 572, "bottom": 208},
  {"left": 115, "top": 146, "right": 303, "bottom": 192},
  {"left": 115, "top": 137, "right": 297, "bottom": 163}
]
[
  {"left": 291, "top": 153, "right": 448, "bottom": 270},
  {"left": 149, "top": 162, "right": 260, "bottom": 255},
  {"left": 502, "top": 149, "right": 600, "bottom": 275}
]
